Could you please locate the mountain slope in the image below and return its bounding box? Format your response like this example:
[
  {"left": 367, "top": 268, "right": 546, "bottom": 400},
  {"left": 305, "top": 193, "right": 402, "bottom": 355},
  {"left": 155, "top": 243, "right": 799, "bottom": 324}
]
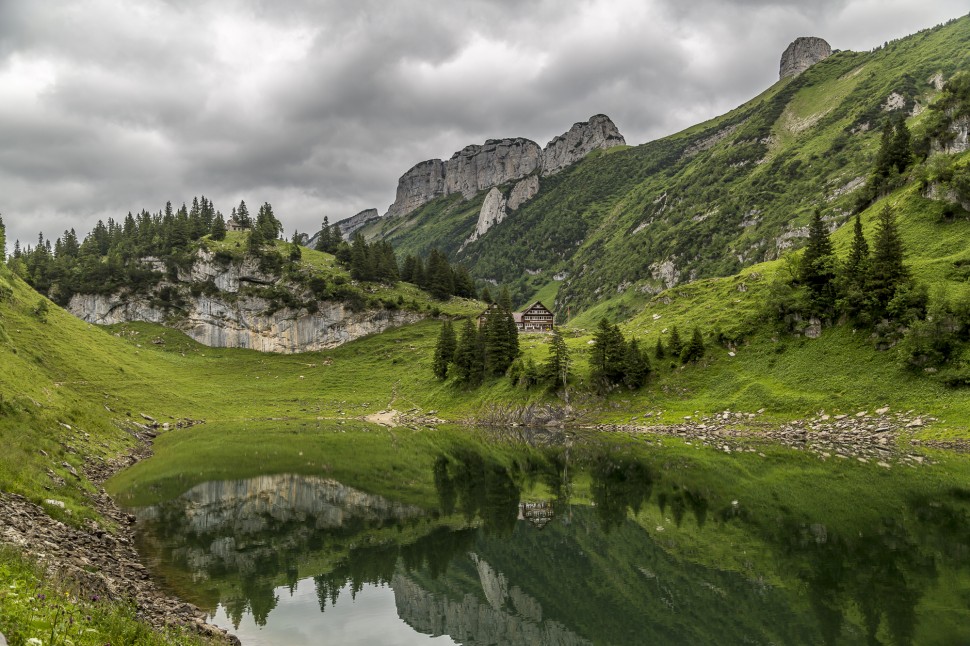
[{"left": 363, "top": 15, "right": 970, "bottom": 314}]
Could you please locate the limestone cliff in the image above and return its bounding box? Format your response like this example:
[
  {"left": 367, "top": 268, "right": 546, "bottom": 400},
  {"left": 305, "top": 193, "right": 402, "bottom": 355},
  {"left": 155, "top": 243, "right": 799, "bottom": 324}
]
[
  {"left": 542, "top": 114, "right": 626, "bottom": 176},
  {"left": 462, "top": 175, "right": 541, "bottom": 249},
  {"left": 66, "top": 250, "right": 421, "bottom": 353},
  {"left": 383, "top": 115, "right": 625, "bottom": 220},
  {"left": 779, "top": 37, "right": 832, "bottom": 79},
  {"left": 337, "top": 208, "right": 381, "bottom": 240}
]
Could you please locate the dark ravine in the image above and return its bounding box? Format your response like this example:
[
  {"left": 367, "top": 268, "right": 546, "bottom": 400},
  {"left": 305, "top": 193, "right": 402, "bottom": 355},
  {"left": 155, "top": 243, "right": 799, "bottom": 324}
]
[{"left": 0, "top": 426, "right": 240, "bottom": 645}]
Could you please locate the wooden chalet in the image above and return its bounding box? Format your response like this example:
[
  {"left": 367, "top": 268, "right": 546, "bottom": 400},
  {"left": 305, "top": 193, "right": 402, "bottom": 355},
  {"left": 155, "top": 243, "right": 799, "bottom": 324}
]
[
  {"left": 516, "top": 301, "right": 554, "bottom": 332},
  {"left": 478, "top": 301, "right": 555, "bottom": 332}
]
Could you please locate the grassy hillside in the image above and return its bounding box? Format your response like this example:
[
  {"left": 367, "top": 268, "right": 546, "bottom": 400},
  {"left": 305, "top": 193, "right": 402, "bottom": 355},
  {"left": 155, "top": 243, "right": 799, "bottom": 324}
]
[{"left": 363, "top": 15, "right": 970, "bottom": 315}]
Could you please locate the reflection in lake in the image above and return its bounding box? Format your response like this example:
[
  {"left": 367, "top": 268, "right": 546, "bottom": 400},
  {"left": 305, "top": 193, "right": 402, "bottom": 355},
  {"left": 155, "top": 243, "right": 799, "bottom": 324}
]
[{"left": 122, "top": 431, "right": 970, "bottom": 645}]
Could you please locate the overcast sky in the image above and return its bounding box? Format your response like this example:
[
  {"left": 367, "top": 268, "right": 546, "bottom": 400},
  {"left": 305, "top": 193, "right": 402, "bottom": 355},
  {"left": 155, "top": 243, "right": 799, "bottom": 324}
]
[{"left": 1, "top": 1, "right": 966, "bottom": 251}]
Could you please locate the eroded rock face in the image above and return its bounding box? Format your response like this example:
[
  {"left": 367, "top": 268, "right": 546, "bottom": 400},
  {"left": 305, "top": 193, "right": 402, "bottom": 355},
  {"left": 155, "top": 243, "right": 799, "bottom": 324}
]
[
  {"left": 385, "top": 140, "right": 540, "bottom": 219},
  {"left": 470, "top": 187, "right": 508, "bottom": 242},
  {"left": 542, "top": 114, "right": 626, "bottom": 176},
  {"left": 66, "top": 250, "right": 421, "bottom": 353},
  {"left": 779, "top": 37, "right": 832, "bottom": 80},
  {"left": 336, "top": 208, "right": 380, "bottom": 240},
  {"left": 507, "top": 175, "right": 540, "bottom": 211},
  {"left": 384, "top": 115, "right": 624, "bottom": 220},
  {"left": 444, "top": 138, "right": 543, "bottom": 199}
]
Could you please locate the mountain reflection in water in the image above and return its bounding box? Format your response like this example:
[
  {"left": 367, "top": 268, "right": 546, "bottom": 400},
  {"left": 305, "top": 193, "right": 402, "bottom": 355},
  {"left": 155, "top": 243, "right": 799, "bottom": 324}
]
[{"left": 123, "top": 433, "right": 970, "bottom": 645}]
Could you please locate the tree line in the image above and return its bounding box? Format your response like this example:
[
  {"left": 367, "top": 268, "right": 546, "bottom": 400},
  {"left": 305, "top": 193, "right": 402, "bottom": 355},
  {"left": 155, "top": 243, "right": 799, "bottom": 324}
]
[{"left": 431, "top": 305, "right": 706, "bottom": 393}]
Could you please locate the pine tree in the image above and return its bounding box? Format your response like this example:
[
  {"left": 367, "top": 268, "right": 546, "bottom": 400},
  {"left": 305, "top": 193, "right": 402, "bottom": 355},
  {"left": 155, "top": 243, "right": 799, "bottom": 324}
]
[
  {"left": 399, "top": 255, "right": 417, "bottom": 283},
  {"left": 0, "top": 214, "right": 6, "bottom": 264},
  {"left": 210, "top": 213, "right": 227, "bottom": 240},
  {"left": 868, "top": 204, "right": 909, "bottom": 317},
  {"left": 654, "top": 336, "right": 666, "bottom": 360},
  {"left": 247, "top": 221, "right": 265, "bottom": 253},
  {"left": 798, "top": 208, "right": 837, "bottom": 315},
  {"left": 236, "top": 200, "right": 251, "bottom": 227},
  {"left": 591, "top": 318, "right": 627, "bottom": 387},
  {"left": 426, "top": 249, "right": 454, "bottom": 300},
  {"left": 623, "top": 339, "right": 651, "bottom": 388},
  {"left": 453, "top": 319, "right": 484, "bottom": 386},
  {"left": 315, "top": 217, "right": 333, "bottom": 253},
  {"left": 667, "top": 326, "right": 683, "bottom": 358},
  {"left": 888, "top": 116, "right": 913, "bottom": 174},
  {"left": 838, "top": 214, "right": 869, "bottom": 318},
  {"left": 545, "top": 327, "right": 570, "bottom": 388},
  {"left": 480, "top": 286, "right": 493, "bottom": 304},
  {"left": 256, "top": 202, "right": 282, "bottom": 241},
  {"left": 288, "top": 240, "right": 302, "bottom": 262},
  {"left": 680, "top": 327, "right": 705, "bottom": 364},
  {"left": 432, "top": 320, "right": 457, "bottom": 380}
]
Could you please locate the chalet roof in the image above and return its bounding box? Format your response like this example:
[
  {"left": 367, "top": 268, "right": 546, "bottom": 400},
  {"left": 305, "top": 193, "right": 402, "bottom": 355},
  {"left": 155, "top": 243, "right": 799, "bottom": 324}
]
[{"left": 523, "top": 301, "right": 552, "bottom": 313}]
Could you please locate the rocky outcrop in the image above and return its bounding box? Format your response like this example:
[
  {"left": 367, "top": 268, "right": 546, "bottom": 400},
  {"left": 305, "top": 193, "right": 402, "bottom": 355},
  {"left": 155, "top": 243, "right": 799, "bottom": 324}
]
[
  {"left": 542, "top": 114, "right": 626, "bottom": 176},
  {"left": 470, "top": 188, "right": 508, "bottom": 242},
  {"left": 936, "top": 115, "right": 970, "bottom": 154},
  {"left": 462, "top": 175, "right": 542, "bottom": 249},
  {"left": 384, "top": 115, "right": 625, "bottom": 220},
  {"left": 779, "top": 37, "right": 832, "bottom": 80},
  {"left": 507, "top": 174, "right": 540, "bottom": 211},
  {"left": 66, "top": 250, "right": 421, "bottom": 353},
  {"left": 338, "top": 208, "right": 381, "bottom": 240}
]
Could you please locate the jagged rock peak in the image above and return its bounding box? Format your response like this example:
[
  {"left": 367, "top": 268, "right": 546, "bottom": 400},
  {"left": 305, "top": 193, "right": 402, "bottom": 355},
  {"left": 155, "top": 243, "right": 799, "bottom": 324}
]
[
  {"left": 779, "top": 37, "right": 832, "bottom": 80},
  {"left": 384, "top": 115, "right": 625, "bottom": 219},
  {"left": 542, "top": 114, "right": 626, "bottom": 176}
]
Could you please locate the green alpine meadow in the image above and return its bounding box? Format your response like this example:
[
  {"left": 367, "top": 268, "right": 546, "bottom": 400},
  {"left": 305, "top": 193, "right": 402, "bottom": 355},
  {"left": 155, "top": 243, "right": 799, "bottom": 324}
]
[{"left": 2, "top": 10, "right": 970, "bottom": 646}]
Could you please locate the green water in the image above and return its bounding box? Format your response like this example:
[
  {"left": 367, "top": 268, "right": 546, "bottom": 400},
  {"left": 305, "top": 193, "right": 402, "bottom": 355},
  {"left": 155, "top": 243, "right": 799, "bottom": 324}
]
[{"left": 110, "top": 425, "right": 970, "bottom": 645}]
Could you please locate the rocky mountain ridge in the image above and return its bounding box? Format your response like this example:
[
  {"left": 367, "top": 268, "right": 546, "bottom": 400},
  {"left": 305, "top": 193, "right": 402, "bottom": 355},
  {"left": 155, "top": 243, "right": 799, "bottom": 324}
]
[{"left": 384, "top": 115, "right": 625, "bottom": 221}]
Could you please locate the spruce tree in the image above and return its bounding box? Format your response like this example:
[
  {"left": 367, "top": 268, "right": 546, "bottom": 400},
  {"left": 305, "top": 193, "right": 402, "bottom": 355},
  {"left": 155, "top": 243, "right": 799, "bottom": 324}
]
[
  {"left": 868, "top": 204, "right": 909, "bottom": 317},
  {"left": 667, "top": 326, "right": 683, "bottom": 358},
  {"left": 453, "top": 319, "right": 484, "bottom": 386},
  {"left": 655, "top": 336, "right": 666, "bottom": 360},
  {"left": 426, "top": 249, "right": 454, "bottom": 300},
  {"left": 798, "top": 208, "right": 837, "bottom": 315},
  {"left": 399, "top": 255, "right": 417, "bottom": 283},
  {"left": 839, "top": 214, "right": 870, "bottom": 318},
  {"left": 236, "top": 200, "right": 251, "bottom": 227},
  {"left": 315, "top": 217, "right": 333, "bottom": 253},
  {"left": 623, "top": 339, "right": 651, "bottom": 388},
  {"left": 0, "top": 214, "right": 6, "bottom": 264},
  {"left": 210, "top": 213, "right": 227, "bottom": 241},
  {"left": 591, "top": 318, "right": 627, "bottom": 387},
  {"left": 680, "top": 327, "right": 705, "bottom": 364},
  {"left": 432, "top": 320, "right": 457, "bottom": 380},
  {"left": 545, "top": 327, "right": 570, "bottom": 388}
]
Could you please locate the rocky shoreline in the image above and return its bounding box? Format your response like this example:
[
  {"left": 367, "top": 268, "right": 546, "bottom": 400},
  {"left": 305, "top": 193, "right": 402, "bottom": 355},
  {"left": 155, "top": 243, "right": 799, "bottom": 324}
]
[
  {"left": 0, "top": 425, "right": 239, "bottom": 645},
  {"left": 594, "top": 408, "right": 948, "bottom": 467}
]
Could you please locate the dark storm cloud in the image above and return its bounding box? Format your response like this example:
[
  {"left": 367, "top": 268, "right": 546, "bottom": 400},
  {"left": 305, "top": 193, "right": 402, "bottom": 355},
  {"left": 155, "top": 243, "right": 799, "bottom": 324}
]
[{"left": 0, "top": 0, "right": 966, "bottom": 251}]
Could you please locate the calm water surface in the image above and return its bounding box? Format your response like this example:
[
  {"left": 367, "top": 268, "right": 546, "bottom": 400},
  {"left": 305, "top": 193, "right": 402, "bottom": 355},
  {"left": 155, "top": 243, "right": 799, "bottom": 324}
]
[{"left": 112, "top": 426, "right": 970, "bottom": 645}]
